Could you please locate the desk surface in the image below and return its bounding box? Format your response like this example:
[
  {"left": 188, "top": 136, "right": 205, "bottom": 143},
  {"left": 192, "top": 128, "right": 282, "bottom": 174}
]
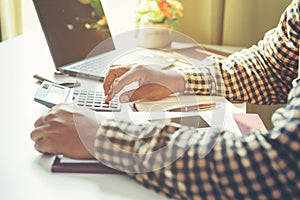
[{"left": 0, "top": 30, "right": 169, "bottom": 200}]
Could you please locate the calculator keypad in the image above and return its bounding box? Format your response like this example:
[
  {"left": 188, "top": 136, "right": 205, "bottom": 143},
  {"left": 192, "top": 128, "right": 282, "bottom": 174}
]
[{"left": 73, "top": 90, "right": 120, "bottom": 112}]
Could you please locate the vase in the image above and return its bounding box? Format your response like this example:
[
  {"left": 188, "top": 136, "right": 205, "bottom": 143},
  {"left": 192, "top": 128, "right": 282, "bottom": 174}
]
[{"left": 137, "top": 23, "right": 172, "bottom": 49}]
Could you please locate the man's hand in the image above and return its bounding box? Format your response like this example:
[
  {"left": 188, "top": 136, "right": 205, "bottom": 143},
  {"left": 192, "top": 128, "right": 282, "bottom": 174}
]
[
  {"left": 31, "top": 104, "right": 105, "bottom": 159},
  {"left": 104, "top": 64, "right": 185, "bottom": 103}
]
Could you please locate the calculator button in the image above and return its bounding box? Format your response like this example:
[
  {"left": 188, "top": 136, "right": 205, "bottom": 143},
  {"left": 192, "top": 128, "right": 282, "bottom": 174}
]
[{"left": 73, "top": 89, "right": 120, "bottom": 111}]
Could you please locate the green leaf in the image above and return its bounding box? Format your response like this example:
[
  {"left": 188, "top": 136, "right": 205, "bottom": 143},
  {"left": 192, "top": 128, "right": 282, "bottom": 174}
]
[
  {"left": 90, "top": 0, "right": 104, "bottom": 17},
  {"left": 148, "top": 11, "right": 165, "bottom": 23}
]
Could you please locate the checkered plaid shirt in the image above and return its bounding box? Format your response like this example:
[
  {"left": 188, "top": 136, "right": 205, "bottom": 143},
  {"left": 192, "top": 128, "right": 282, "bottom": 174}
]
[{"left": 94, "top": 1, "right": 300, "bottom": 199}]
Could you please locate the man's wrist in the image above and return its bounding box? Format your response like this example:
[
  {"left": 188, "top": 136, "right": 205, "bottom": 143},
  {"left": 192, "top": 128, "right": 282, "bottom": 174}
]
[{"left": 166, "top": 70, "right": 185, "bottom": 93}]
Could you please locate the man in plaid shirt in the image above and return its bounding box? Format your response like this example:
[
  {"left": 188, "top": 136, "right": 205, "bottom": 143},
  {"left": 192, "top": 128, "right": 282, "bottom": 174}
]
[{"left": 31, "top": 0, "right": 300, "bottom": 199}]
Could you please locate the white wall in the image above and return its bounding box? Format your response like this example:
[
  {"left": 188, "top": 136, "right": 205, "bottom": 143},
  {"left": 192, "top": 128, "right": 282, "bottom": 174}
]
[{"left": 22, "top": 0, "right": 39, "bottom": 32}]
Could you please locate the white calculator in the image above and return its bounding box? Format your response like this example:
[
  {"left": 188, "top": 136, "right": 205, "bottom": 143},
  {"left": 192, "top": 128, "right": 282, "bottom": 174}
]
[{"left": 34, "top": 81, "right": 121, "bottom": 112}]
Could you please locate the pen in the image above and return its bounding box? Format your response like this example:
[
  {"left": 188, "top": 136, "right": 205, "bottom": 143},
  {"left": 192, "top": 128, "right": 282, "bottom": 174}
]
[
  {"left": 194, "top": 48, "right": 228, "bottom": 59},
  {"left": 167, "top": 102, "right": 216, "bottom": 112},
  {"left": 33, "top": 74, "right": 81, "bottom": 88}
]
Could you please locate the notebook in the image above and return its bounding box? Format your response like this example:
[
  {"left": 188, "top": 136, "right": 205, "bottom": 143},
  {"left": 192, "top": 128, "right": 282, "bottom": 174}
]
[
  {"left": 33, "top": 0, "right": 177, "bottom": 81},
  {"left": 52, "top": 155, "right": 123, "bottom": 174}
]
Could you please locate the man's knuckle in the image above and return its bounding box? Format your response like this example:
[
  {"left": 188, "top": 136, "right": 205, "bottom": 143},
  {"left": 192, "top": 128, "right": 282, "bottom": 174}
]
[
  {"left": 44, "top": 113, "right": 56, "bottom": 122},
  {"left": 134, "top": 64, "right": 146, "bottom": 71},
  {"left": 48, "top": 120, "right": 62, "bottom": 127},
  {"left": 35, "top": 140, "right": 45, "bottom": 153}
]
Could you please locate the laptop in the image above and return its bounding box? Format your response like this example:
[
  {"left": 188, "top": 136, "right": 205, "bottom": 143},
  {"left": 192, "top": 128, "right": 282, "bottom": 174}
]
[
  {"left": 32, "top": 0, "right": 119, "bottom": 81},
  {"left": 33, "top": 0, "right": 177, "bottom": 81}
]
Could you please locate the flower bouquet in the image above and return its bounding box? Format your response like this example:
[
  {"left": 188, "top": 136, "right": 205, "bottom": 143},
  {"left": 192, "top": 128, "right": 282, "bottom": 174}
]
[{"left": 135, "top": 0, "right": 184, "bottom": 29}]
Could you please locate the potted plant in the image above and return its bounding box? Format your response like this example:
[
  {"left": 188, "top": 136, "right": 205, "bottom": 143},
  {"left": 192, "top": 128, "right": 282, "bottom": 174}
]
[{"left": 135, "top": 0, "right": 184, "bottom": 48}]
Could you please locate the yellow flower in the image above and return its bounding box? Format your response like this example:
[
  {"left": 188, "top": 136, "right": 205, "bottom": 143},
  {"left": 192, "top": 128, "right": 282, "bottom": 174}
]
[
  {"left": 98, "top": 16, "right": 107, "bottom": 26},
  {"left": 136, "top": 0, "right": 159, "bottom": 13},
  {"left": 167, "top": 0, "right": 184, "bottom": 16},
  {"left": 78, "top": 0, "right": 90, "bottom": 5}
]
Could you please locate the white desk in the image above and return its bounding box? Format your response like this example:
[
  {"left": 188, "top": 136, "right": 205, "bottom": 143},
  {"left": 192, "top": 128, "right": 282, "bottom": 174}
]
[{"left": 0, "top": 30, "right": 169, "bottom": 200}]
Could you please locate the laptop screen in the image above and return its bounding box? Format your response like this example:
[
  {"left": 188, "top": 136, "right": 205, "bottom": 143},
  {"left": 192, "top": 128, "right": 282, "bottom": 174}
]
[{"left": 33, "top": 0, "right": 115, "bottom": 69}]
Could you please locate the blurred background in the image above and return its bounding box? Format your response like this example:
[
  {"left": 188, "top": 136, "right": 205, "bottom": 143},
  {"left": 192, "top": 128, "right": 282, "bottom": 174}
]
[
  {"left": 178, "top": 0, "right": 291, "bottom": 47},
  {"left": 0, "top": 0, "right": 290, "bottom": 47}
]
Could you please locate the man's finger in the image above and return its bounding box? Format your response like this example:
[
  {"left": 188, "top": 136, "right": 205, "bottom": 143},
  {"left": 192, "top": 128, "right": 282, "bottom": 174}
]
[
  {"left": 34, "top": 115, "right": 47, "bottom": 128},
  {"left": 103, "top": 66, "right": 131, "bottom": 95},
  {"left": 31, "top": 127, "right": 44, "bottom": 142},
  {"left": 106, "top": 66, "right": 147, "bottom": 101},
  {"left": 35, "top": 137, "right": 59, "bottom": 155},
  {"left": 30, "top": 125, "right": 53, "bottom": 142}
]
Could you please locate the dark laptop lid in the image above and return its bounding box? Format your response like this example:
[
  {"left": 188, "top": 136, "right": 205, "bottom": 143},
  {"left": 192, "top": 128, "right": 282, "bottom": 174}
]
[{"left": 33, "top": 0, "right": 115, "bottom": 70}]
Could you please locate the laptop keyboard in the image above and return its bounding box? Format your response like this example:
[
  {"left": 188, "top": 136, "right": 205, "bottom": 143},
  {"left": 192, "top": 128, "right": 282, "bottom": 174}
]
[
  {"left": 72, "top": 89, "right": 120, "bottom": 112},
  {"left": 70, "top": 54, "right": 113, "bottom": 74}
]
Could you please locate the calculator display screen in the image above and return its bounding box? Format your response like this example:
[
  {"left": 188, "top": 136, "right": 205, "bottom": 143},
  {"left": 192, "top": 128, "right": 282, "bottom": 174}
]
[{"left": 45, "top": 85, "right": 66, "bottom": 104}]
